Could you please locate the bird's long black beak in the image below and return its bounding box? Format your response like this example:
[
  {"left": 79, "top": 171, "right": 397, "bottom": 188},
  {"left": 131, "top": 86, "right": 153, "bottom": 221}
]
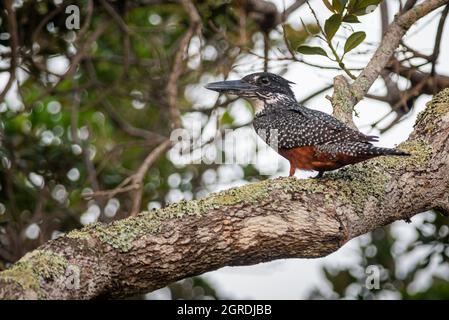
[{"left": 204, "top": 80, "right": 258, "bottom": 95}]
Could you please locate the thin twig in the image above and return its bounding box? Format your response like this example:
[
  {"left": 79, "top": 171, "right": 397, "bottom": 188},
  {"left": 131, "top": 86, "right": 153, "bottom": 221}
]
[
  {"left": 263, "top": 31, "right": 270, "bottom": 72},
  {"left": 283, "top": 0, "right": 307, "bottom": 18},
  {"left": 403, "top": 0, "right": 418, "bottom": 13},
  {"left": 299, "top": 84, "right": 333, "bottom": 104},
  {"left": 430, "top": 4, "right": 449, "bottom": 76},
  {"left": 70, "top": 90, "right": 101, "bottom": 201},
  {"left": 166, "top": 0, "right": 201, "bottom": 129},
  {"left": 129, "top": 140, "right": 172, "bottom": 216},
  {"left": 99, "top": 0, "right": 132, "bottom": 34}
]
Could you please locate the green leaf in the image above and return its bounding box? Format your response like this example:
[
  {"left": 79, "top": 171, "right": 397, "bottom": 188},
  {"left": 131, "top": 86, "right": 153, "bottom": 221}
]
[
  {"left": 322, "top": 0, "right": 335, "bottom": 12},
  {"left": 220, "top": 110, "right": 234, "bottom": 126},
  {"left": 299, "top": 18, "right": 320, "bottom": 36},
  {"left": 297, "top": 45, "right": 328, "bottom": 57},
  {"left": 344, "top": 31, "right": 366, "bottom": 53},
  {"left": 332, "top": 0, "right": 348, "bottom": 13},
  {"left": 324, "top": 14, "right": 342, "bottom": 41},
  {"left": 348, "top": 0, "right": 382, "bottom": 16},
  {"left": 343, "top": 14, "right": 360, "bottom": 23},
  {"left": 347, "top": 0, "right": 359, "bottom": 13},
  {"left": 284, "top": 23, "right": 319, "bottom": 48}
]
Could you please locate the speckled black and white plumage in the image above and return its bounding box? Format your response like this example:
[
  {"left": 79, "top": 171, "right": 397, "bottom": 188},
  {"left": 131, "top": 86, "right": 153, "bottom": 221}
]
[
  {"left": 205, "top": 72, "right": 410, "bottom": 175},
  {"left": 242, "top": 73, "right": 405, "bottom": 157}
]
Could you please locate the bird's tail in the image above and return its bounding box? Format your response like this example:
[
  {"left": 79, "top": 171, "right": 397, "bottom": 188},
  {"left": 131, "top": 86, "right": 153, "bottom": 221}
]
[
  {"left": 370, "top": 146, "right": 410, "bottom": 156},
  {"left": 317, "top": 142, "right": 411, "bottom": 158}
]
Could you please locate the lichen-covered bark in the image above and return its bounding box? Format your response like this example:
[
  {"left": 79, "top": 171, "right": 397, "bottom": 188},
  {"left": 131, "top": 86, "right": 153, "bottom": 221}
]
[{"left": 1, "top": 90, "right": 449, "bottom": 299}]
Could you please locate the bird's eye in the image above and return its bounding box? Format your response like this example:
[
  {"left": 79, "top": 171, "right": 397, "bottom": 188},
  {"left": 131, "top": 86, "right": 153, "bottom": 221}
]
[{"left": 260, "top": 77, "right": 269, "bottom": 85}]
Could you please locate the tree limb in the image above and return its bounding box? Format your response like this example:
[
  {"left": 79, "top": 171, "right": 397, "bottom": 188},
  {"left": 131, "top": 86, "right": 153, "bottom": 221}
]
[
  {"left": 166, "top": 0, "right": 201, "bottom": 130},
  {"left": 386, "top": 60, "right": 449, "bottom": 94},
  {"left": 330, "top": 0, "right": 449, "bottom": 124},
  {"left": 1, "top": 89, "right": 448, "bottom": 299}
]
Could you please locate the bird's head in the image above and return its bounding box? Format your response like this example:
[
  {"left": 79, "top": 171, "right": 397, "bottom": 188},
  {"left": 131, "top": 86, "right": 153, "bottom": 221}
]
[{"left": 205, "top": 72, "right": 295, "bottom": 114}]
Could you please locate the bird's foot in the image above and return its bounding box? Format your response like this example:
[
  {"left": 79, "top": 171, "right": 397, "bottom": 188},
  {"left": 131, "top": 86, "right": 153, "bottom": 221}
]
[{"left": 313, "top": 171, "right": 325, "bottom": 179}]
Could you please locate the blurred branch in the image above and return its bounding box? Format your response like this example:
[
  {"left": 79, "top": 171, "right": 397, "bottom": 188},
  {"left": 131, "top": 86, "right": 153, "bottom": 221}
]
[
  {"left": 299, "top": 84, "right": 333, "bottom": 104},
  {"left": 83, "top": 59, "right": 166, "bottom": 143},
  {"left": 59, "top": 23, "right": 110, "bottom": 85},
  {"left": 100, "top": 99, "right": 166, "bottom": 142},
  {"left": 70, "top": 91, "right": 101, "bottom": 198},
  {"left": 78, "top": 0, "right": 95, "bottom": 38},
  {"left": 2, "top": 89, "right": 449, "bottom": 299},
  {"left": 166, "top": 0, "right": 201, "bottom": 129},
  {"left": 380, "top": 1, "right": 390, "bottom": 34},
  {"left": 386, "top": 59, "right": 449, "bottom": 94},
  {"left": 430, "top": 4, "right": 449, "bottom": 76},
  {"left": 99, "top": 0, "right": 132, "bottom": 34},
  {"left": 86, "top": 140, "right": 171, "bottom": 217},
  {"left": 0, "top": 0, "right": 19, "bottom": 102},
  {"left": 330, "top": 0, "right": 449, "bottom": 125},
  {"left": 263, "top": 31, "right": 270, "bottom": 72},
  {"left": 284, "top": 0, "right": 307, "bottom": 18},
  {"left": 23, "top": 20, "right": 110, "bottom": 111},
  {"left": 242, "top": 0, "right": 307, "bottom": 31},
  {"left": 129, "top": 140, "right": 172, "bottom": 216},
  {"left": 85, "top": 0, "right": 201, "bottom": 217},
  {"left": 402, "top": 0, "right": 418, "bottom": 13},
  {"left": 31, "top": 2, "right": 71, "bottom": 46}
]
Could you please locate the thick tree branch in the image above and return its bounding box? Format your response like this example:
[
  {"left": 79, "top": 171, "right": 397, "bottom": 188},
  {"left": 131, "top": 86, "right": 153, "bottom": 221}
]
[
  {"left": 1, "top": 89, "right": 448, "bottom": 299},
  {"left": 330, "top": 76, "right": 357, "bottom": 129},
  {"left": 330, "top": 0, "right": 449, "bottom": 124}
]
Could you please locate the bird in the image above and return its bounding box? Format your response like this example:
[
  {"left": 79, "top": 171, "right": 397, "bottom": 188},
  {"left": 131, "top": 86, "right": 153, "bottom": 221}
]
[{"left": 205, "top": 72, "right": 410, "bottom": 178}]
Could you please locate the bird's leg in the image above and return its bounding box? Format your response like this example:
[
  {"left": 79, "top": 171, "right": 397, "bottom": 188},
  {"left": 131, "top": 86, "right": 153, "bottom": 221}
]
[
  {"left": 313, "top": 171, "right": 324, "bottom": 179},
  {"left": 289, "top": 164, "right": 296, "bottom": 177}
]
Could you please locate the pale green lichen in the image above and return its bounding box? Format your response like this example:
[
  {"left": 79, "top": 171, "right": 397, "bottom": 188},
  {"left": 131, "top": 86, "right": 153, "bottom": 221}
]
[
  {"left": 273, "top": 164, "right": 390, "bottom": 214},
  {"left": 371, "top": 139, "right": 433, "bottom": 171},
  {"left": 325, "top": 164, "right": 391, "bottom": 213},
  {"left": 429, "top": 88, "right": 449, "bottom": 105},
  {"left": 93, "top": 212, "right": 163, "bottom": 252},
  {"left": 0, "top": 250, "right": 68, "bottom": 295},
  {"left": 67, "top": 180, "right": 271, "bottom": 252},
  {"left": 65, "top": 221, "right": 105, "bottom": 240},
  {"left": 416, "top": 88, "right": 449, "bottom": 131}
]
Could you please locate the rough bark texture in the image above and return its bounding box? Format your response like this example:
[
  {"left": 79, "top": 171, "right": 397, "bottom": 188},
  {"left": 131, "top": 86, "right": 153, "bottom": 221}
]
[{"left": 1, "top": 89, "right": 449, "bottom": 300}]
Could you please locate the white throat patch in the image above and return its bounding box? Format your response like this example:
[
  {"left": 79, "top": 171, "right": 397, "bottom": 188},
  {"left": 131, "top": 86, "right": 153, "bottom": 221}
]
[{"left": 248, "top": 99, "right": 265, "bottom": 114}]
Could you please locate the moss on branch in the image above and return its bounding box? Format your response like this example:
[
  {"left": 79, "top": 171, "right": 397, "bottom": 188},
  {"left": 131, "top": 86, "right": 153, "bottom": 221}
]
[
  {"left": 67, "top": 179, "right": 272, "bottom": 252},
  {"left": 65, "top": 128, "right": 436, "bottom": 253},
  {"left": 0, "top": 250, "right": 68, "bottom": 298}
]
